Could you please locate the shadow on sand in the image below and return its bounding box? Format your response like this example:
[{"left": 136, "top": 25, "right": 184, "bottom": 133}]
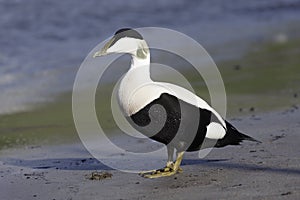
[
  {"left": 3, "top": 157, "right": 113, "bottom": 170},
  {"left": 3, "top": 157, "right": 300, "bottom": 176}
]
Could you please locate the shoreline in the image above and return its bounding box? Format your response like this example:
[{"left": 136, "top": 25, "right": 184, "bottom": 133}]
[{"left": 1, "top": 19, "right": 300, "bottom": 117}]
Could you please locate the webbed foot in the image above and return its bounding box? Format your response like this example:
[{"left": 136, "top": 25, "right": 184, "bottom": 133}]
[{"left": 139, "top": 165, "right": 182, "bottom": 178}]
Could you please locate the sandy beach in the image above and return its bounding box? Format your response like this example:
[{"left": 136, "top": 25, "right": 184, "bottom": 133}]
[
  {"left": 1, "top": 31, "right": 300, "bottom": 200},
  {"left": 1, "top": 107, "right": 299, "bottom": 200}
]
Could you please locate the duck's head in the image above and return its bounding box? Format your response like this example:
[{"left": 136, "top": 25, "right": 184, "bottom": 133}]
[{"left": 93, "top": 28, "right": 149, "bottom": 59}]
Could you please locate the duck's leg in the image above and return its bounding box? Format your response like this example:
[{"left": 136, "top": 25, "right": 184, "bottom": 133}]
[
  {"left": 166, "top": 145, "right": 175, "bottom": 168},
  {"left": 140, "top": 147, "right": 184, "bottom": 179},
  {"left": 139, "top": 145, "right": 174, "bottom": 176}
]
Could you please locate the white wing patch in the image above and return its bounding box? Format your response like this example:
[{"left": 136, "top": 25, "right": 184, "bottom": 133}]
[{"left": 205, "top": 122, "right": 226, "bottom": 139}]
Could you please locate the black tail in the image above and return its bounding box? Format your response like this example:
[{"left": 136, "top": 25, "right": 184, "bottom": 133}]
[{"left": 215, "top": 121, "right": 260, "bottom": 148}]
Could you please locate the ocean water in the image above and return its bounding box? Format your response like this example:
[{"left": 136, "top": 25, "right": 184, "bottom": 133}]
[{"left": 0, "top": 0, "right": 300, "bottom": 114}]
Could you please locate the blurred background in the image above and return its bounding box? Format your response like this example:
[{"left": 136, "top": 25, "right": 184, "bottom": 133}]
[{"left": 0, "top": 0, "right": 300, "bottom": 148}]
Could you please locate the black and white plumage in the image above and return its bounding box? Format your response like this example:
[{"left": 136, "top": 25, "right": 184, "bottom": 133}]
[{"left": 94, "top": 28, "right": 259, "bottom": 178}]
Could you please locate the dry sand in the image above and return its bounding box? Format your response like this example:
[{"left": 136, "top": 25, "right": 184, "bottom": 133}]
[{"left": 0, "top": 108, "right": 299, "bottom": 200}]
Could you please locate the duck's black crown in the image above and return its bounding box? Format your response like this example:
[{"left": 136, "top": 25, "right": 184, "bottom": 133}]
[{"left": 114, "top": 28, "right": 143, "bottom": 40}]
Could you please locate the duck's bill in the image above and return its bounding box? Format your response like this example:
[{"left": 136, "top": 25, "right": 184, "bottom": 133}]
[
  {"left": 93, "top": 37, "right": 115, "bottom": 58},
  {"left": 93, "top": 49, "right": 107, "bottom": 57}
]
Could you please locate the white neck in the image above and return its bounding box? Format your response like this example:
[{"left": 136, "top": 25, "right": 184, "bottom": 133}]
[
  {"left": 118, "top": 52, "right": 152, "bottom": 115},
  {"left": 129, "top": 54, "right": 151, "bottom": 81},
  {"left": 131, "top": 54, "right": 150, "bottom": 68}
]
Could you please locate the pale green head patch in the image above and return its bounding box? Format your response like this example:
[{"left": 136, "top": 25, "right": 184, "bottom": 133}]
[{"left": 136, "top": 43, "right": 149, "bottom": 59}]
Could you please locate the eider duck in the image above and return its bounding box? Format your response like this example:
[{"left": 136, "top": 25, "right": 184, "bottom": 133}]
[{"left": 93, "top": 28, "right": 259, "bottom": 178}]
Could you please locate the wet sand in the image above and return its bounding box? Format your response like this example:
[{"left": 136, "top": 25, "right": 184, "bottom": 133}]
[{"left": 1, "top": 108, "right": 299, "bottom": 200}]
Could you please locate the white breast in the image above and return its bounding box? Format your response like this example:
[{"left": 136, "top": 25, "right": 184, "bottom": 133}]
[{"left": 118, "top": 80, "right": 168, "bottom": 116}]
